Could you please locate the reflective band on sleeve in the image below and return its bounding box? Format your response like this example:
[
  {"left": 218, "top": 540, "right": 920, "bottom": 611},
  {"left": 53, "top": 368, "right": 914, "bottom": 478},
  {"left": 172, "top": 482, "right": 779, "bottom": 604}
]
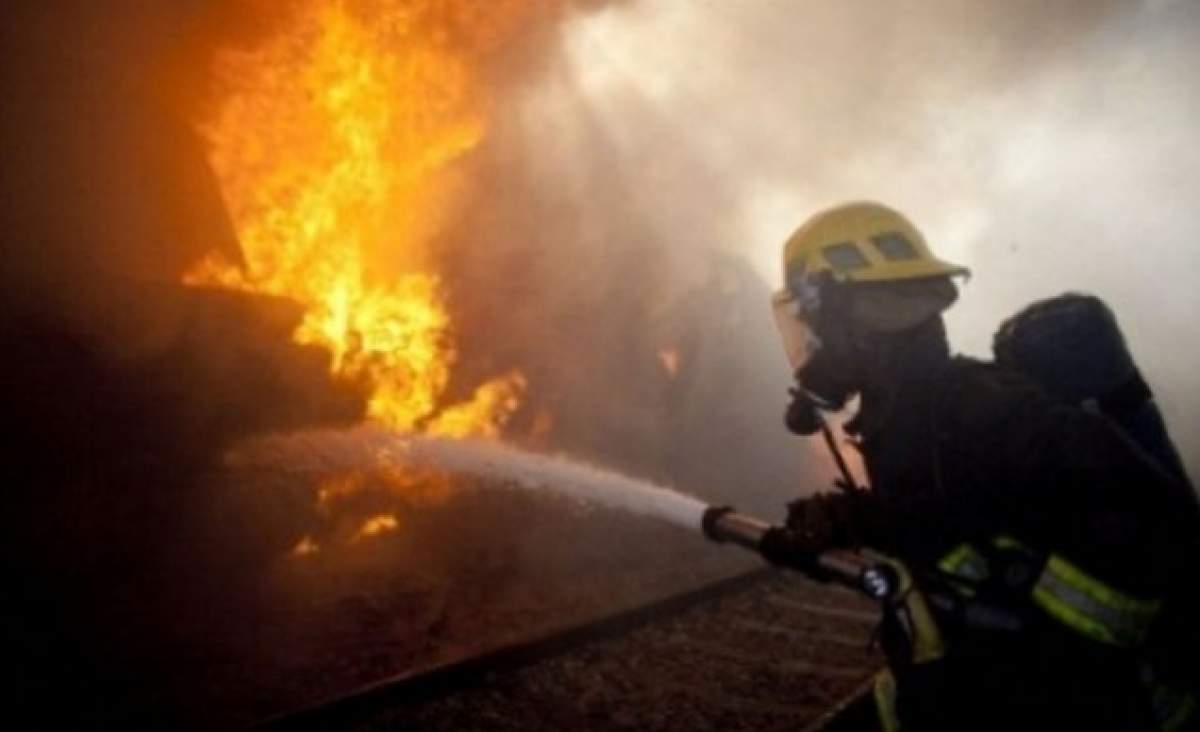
[
  {"left": 937, "top": 543, "right": 989, "bottom": 582},
  {"left": 936, "top": 543, "right": 989, "bottom": 599},
  {"left": 1032, "top": 554, "right": 1161, "bottom": 647},
  {"left": 991, "top": 535, "right": 1032, "bottom": 553}
]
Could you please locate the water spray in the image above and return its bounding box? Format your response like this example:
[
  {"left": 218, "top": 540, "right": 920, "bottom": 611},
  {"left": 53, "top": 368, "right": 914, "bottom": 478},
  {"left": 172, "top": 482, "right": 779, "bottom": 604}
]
[{"left": 231, "top": 428, "right": 902, "bottom": 600}]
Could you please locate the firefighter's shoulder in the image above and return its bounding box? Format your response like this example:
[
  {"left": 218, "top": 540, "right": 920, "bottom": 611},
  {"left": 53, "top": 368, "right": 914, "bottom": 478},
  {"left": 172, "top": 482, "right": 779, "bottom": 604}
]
[{"left": 935, "top": 355, "right": 1058, "bottom": 437}]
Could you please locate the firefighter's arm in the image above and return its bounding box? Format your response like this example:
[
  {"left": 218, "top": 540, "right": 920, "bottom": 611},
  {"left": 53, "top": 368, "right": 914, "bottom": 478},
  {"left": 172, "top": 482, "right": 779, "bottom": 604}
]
[
  {"left": 961, "top": 381, "right": 1200, "bottom": 702},
  {"left": 945, "top": 364, "right": 1198, "bottom": 600}
]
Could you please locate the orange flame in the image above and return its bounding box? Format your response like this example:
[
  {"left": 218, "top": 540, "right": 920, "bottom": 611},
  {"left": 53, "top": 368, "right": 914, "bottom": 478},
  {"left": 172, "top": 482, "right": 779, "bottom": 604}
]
[{"left": 185, "top": 0, "right": 548, "bottom": 436}]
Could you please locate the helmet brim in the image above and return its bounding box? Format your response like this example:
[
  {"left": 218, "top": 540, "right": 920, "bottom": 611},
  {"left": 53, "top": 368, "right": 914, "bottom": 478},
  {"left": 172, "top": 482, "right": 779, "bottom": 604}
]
[{"left": 838, "top": 257, "right": 969, "bottom": 283}]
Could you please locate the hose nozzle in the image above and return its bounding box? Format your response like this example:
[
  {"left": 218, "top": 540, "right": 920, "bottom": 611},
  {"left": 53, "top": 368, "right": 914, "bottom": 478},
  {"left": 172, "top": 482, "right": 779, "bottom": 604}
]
[
  {"left": 701, "top": 504, "right": 899, "bottom": 600},
  {"left": 702, "top": 505, "right": 770, "bottom": 550}
]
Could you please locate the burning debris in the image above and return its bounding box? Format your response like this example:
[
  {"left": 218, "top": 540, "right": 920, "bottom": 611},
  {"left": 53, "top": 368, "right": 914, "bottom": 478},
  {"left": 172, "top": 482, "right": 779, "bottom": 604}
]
[
  {"left": 176, "top": 0, "right": 569, "bottom": 551},
  {"left": 171, "top": 0, "right": 806, "bottom": 556},
  {"left": 184, "top": 0, "right": 539, "bottom": 436},
  {"left": 0, "top": 15, "right": 800, "bottom": 727}
]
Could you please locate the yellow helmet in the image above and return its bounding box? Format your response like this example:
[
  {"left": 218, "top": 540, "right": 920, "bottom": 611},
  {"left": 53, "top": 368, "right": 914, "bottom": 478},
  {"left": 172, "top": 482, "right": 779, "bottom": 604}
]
[{"left": 782, "top": 201, "right": 968, "bottom": 288}]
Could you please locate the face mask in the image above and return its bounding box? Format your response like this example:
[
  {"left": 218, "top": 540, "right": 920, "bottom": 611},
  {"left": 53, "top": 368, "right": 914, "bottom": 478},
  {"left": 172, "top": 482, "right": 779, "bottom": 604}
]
[
  {"left": 770, "top": 288, "right": 822, "bottom": 372},
  {"left": 772, "top": 286, "right": 833, "bottom": 436}
]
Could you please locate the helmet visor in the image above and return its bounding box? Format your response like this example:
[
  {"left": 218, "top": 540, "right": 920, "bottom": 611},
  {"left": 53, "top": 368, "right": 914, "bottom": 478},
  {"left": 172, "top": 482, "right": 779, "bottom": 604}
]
[{"left": 771, "top": 289, "right": 822, "bottom": 372}]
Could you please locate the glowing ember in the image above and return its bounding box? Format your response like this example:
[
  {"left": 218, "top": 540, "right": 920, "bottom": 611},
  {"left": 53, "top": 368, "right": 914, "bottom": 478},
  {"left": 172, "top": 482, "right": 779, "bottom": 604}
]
[
  {"left": 352, "top": 513, "right": 400, "bottom": 541},
  {"left": 315, "top": 473, "right": 366, "bottom": 516},
  {"left": 185, "top": 0, "right": 543, "bottom": 436},
  {"left": 291, "top": 535, "right": 321, "bottom": 556},
  {"left": 658, "top": 348, "right": 680, "bottom": 379}
]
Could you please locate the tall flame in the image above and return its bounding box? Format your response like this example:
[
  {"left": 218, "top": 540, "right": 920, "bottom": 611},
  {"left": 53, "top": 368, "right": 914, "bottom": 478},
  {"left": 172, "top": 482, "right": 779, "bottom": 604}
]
[{"left": 186, "top": 0, "right": 546, "bottom": 437}]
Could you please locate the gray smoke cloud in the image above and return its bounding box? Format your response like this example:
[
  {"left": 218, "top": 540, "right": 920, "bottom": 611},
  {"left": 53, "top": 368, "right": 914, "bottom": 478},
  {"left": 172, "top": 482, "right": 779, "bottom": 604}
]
[{"left": 452, "top": 0, "right": 1199, "bottom": 487}]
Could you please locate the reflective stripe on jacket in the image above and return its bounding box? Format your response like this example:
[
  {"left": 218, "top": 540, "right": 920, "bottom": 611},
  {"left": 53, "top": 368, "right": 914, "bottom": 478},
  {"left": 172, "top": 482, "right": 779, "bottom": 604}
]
[
  {"left": 1033, "top": 553, "right": 1160, "bottom": 647},
  {"left": 936, "top": 538, "right": 1161, "bottom": 648}
]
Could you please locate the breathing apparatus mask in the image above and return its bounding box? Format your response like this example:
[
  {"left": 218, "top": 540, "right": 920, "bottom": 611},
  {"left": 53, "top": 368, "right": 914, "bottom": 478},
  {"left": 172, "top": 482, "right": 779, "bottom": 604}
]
[
  {"left": 773, "top": 201, "right": 968, "bottom": 487},
  {"left": 771, "top": 274, "right": 850, "bottom": 436},
  {"left": 772, "top": 269, "right": 962, "bottom": 436},
  {"left": 770, "top": 278, "right": 822, "bottom": 374}
]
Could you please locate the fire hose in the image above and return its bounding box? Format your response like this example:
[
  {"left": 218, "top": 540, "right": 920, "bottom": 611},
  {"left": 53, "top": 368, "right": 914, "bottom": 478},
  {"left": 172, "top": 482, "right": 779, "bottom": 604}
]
[
  {"left": 701, "top": 506, "right": 900, "bottom": 602},
  {"left": 702, "top": 505, "right": 1027, "bottom": 634}
]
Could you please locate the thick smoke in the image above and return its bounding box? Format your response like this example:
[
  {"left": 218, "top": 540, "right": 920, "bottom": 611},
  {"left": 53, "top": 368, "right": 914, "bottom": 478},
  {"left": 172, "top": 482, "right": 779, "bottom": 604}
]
[{"left": 445, "top": 0, "right": 1200, "bottom": 487}]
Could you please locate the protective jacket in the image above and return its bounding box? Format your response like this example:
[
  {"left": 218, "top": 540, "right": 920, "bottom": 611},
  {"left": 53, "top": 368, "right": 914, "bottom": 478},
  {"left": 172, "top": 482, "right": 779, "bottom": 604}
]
[{"left": 815, "top": 350, "right": 1199, "bottom": 730}]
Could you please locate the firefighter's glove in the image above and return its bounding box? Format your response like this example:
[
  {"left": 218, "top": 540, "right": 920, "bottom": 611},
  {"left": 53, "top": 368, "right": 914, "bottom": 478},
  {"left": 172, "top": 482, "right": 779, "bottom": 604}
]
[
  {"left": 785, "top": 492, "right": 865, "bottom": 550},
  {"left": 758, "top": 527, "right": 832, "bottom": 582}
]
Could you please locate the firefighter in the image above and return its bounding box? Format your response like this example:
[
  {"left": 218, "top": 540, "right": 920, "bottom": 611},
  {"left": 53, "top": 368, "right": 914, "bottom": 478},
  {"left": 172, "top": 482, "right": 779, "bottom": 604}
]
[{"left": 772, "top": 201, "right": 1199, "bottom": 730}]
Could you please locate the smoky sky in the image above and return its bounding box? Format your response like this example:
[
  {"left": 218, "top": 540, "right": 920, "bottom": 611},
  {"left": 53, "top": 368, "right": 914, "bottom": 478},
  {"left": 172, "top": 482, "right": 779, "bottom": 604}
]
[{"left": 461, "top": 0, "right": 1200, "bottom": 483}]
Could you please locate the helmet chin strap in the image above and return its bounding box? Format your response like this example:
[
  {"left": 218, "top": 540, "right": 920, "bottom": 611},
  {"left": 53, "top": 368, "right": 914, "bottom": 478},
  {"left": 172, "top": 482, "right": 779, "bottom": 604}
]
[
  {"left": 783, "top": 387, "right": 863, "bottom": 494},
  {"left": 818, "top": 416, "right": 862, "bottom": 494}
]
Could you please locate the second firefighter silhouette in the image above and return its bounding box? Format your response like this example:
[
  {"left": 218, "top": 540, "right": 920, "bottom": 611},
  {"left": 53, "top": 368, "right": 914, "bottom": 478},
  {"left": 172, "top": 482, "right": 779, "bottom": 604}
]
[{"left": 771, "top": 202, "right": 1198, "bottom": 730}]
